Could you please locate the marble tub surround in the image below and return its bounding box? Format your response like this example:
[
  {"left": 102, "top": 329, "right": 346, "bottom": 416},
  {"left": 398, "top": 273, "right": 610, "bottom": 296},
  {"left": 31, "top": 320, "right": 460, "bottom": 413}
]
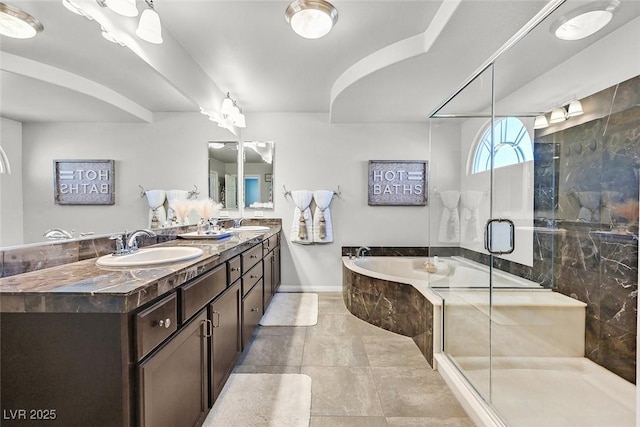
[
  {"left": 0, "top": 223, "right": 281, "bottom": 314},
  {"left": 342, "top": 262, "right": 435, "bottom": 367}
]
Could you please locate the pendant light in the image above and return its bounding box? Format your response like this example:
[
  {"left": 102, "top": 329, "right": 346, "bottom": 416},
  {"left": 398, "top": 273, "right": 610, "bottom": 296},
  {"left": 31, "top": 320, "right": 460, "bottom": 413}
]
[
  {"left": 220, "top": 93, "right": 234, "bottom": 116},
  {"left": 549, "top": 107, "right": 567, "bottom": 124},
  {"left": 104, "top": 0, "right": 138, "bottom": 17},
  {"left": 566, "top": 100, "right": 584, "bottom": 117},
  {"left": 136, "top": 0, "right": 162, "bottom": 44},
  {"left": 0, "top": 2, "right": 43, "bottom": 39},
  {"left": 285, "top": 0, "right": 338, "bottom": 39}
]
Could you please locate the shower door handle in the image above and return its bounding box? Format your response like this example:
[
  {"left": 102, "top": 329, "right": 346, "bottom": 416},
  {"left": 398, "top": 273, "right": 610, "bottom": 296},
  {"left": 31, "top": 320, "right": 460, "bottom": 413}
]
[{"left": 484, "top": 219, "right": 515, "bottom": 255}]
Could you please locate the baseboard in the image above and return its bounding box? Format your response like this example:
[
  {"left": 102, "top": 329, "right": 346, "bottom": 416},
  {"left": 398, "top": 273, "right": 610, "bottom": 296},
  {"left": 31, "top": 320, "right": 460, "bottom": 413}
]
[{"left": 277, "top": 285, "right": 342, "bottom": 293}]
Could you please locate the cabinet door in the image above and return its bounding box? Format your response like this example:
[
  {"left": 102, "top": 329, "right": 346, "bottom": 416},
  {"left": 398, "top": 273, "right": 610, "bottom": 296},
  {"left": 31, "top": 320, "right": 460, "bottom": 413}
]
[
  {"left": 274, "top": 246, "right": 281, "bottom": 292},
  {"left": 210, "top": 281, "right": 241, "bottom": 405},
  {"left": 242, "top": 279, "right": 264, "bottom": 349},
  {"left": 138, "top": 311, "right": 208, "bottom": 427},
  {"left": 263, "top": 251, "right": 274, "bottom": 309}
]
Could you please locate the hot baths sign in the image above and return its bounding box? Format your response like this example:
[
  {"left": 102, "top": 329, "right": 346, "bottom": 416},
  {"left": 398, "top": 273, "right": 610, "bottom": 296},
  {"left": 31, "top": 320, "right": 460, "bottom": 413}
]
[
  {"left": 54, "top": 160, "right": 115, "bottom": 205},
  {"left": 368, "top": 160, "right": 428, "bottom": 206}
]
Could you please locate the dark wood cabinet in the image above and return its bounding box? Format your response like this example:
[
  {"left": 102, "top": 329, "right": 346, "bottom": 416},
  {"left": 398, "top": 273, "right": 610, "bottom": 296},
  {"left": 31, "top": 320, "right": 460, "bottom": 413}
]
[
  {"left": 209, "top": 280, "right": 241, "bottom": 404},
  {"left": 138, "top": 310, "right": 208, "bottom": 427},
  {"left": 242, "top": 278, "right": 264, "bottom": 348},
  {"left": 263, "top": 250, "right": 274, "bottom": 309}
]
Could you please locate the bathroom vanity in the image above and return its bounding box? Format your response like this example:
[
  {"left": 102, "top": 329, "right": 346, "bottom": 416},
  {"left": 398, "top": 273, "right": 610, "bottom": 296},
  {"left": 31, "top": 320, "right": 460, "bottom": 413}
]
[{"left": 0, "top": 225, "right": 281, "bottom": 427}]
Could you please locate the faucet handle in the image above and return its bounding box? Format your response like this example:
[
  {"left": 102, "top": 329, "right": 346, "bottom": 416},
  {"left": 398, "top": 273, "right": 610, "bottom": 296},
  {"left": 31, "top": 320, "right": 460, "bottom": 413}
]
[{"left": 109, "top": 234, "right": 125, "bottom": 255}]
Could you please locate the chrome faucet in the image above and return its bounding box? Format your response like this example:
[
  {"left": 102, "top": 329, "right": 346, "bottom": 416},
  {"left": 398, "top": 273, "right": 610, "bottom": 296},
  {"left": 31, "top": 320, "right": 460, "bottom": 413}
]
[
  {"left": 126, "top": 229, "right": 157, "bottom": 252},
  {"left": 109, "top": 229, "right": 157, "bottom": 256},
  {"left": 43, "top": 228, "right": 74, "bottom": 240},
  {"left": 233, "top": 218, "right": 246, "bottom": 228},
  {"left": 356, "top": 246, "right": 371, "bottom": 258}
]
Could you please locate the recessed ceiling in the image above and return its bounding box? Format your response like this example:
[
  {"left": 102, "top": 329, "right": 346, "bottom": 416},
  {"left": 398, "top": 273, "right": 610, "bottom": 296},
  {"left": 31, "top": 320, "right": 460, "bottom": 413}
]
[{"left": 1, "top": 1, "right": 639, "bottom": 124}]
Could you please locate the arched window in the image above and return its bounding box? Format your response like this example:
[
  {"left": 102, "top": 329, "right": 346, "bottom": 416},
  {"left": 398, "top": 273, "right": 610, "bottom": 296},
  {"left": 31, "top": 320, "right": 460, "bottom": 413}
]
[{"left": 471, "top": 117, "right": 533, "bottom": 173}]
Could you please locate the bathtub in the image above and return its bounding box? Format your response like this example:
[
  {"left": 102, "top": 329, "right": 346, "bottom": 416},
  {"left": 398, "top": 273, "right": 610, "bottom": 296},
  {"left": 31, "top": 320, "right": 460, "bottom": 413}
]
[{"left": 347, "top": 255, "right": 542, "bottom": 289}]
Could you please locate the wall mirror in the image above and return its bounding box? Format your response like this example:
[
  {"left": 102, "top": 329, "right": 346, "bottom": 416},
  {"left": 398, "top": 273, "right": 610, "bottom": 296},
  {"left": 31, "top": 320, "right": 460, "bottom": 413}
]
[
  {"left": 208, "top": 141, "right": 239, "bottom": 210},
  {"left": 243, "top": 141, "right": 274, "bottom": 210}
]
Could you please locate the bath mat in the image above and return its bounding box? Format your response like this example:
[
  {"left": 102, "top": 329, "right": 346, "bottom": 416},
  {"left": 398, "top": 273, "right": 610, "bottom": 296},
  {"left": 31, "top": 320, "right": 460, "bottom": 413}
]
[
  {"left": 259, "top": 293, "right": 318, "bottom": 326},
  {"left": 202, "top": 373, "right": 311, "bottom": 427}
]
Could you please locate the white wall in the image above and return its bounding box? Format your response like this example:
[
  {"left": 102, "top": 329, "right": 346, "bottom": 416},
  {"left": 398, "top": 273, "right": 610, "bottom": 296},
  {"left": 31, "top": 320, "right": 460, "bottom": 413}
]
[
  {"left": 21, "top": 113, "right": 233, "bottom": 243},
  {"left": 242, "top": 113, "right": 432, "bottom": 291},
  {"left": 0, "top": 117, "right": 24, "bottom": 246},
  {"left": 17, "top": 112, "right": 455, "bottom": 291}
]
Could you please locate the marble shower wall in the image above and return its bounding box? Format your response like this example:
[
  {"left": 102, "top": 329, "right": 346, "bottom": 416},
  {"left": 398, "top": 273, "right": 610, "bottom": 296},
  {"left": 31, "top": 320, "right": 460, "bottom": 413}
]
[{"left": 533, "top": 75, "right": 640, "bottom": 383}]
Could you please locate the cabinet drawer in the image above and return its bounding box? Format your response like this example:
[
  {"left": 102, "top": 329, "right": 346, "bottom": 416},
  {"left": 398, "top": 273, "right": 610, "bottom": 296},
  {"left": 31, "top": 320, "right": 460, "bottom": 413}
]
[
  {"left": 181, "top": 264, "right": 226, "bottom": 323},
  {"left": 262, "top": 234, "right": 279, "bottom": 257},
  {"left": 136, "top": 293, "right": 178, "bottom": 361},
  {"left": 242, "top": 245, "right": 262, "bottom": 273},
  {"left": 242, "top": 260, "right": 263, "bottom": 296},
  {"left": 228, "top": 255, "right": 241, "bottom": 284}
]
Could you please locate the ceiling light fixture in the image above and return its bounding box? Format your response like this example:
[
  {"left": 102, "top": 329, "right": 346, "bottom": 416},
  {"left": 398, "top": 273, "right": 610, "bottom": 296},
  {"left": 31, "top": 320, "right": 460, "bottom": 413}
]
[
  {"left": 0, "top": 2, "right": 43, "bottom": 39},
  {"left": 285, "top": 0, "right": 338, "bottom": 39},
  {"left": 552, "top": 0, "right": 619, "bottom": 41},
  {"left": 136, "top": 0, "right": 162, "bottom": 44},
  {"left": 533, "top": 115, "right": 549, "bottom": 129},
  {"left": 549, "top": 107, "right": 568, "bottom": 124},
  {"left": 102, "top": 0, "right": 138, "bottom": 18}
]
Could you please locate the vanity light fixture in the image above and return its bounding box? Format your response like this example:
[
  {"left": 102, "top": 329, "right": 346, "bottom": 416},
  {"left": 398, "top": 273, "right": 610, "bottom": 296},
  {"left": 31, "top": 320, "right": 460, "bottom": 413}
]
[
  {"left": 136, "top": 0, "right": 162, "bottom": 44},
  {"left": 549, "top": 107, "right": 568, "bottom": 124},
  {"left": 533, "top": 115, "right": 549, "bottom": 129},
  {"left": 102, "top": 0, "right": 138, "bottom": 18},
  {"left": 0, "top": 2, "right": 43, "bottom": 39},
  {"left": 285, "top": 0, "right": 338, "bottom": 39},
  {"left": 566, "top": 100, "right": 584, "bottom": 117},
  {"left": 552, "top": 0, "right": 619, "bottom": 41},
  {"left": 234, "top": 108, "right": 246, "bottom": 128},
  {"left": 220, "top": 93, "right": 234, "bottom": 116}
]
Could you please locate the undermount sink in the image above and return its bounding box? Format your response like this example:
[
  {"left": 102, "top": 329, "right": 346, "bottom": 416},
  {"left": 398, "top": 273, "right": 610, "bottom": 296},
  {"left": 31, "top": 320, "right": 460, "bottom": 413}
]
[
  {"left": 232, "top": 226, "right": 270, "bottom": 232},
  {"left": 96, "top": 246, "right": 204, "bottom": 267}
]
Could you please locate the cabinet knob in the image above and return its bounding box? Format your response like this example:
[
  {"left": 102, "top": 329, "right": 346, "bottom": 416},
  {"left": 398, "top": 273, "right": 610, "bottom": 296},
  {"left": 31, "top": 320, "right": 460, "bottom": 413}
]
[
  {"left": 157, "top": 318, "right": 171, "bottom": 328},
  {"left": 251, "top": 307, "right": 260, "bottom": 312},
  {"left": 250, "top": 275, "right": 259, "bottom": 279},
  {"left": 231, "top": 267, "right": 240, "bottom": 272}
]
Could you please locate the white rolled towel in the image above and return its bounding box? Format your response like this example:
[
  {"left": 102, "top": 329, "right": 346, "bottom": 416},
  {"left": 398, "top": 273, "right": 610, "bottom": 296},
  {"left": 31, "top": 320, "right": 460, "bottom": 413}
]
[
  {"left": 312, "top": 190, "right": 334, "bottom": 243},
  {"left": 145, "top": 190, "right": 166, "bottom": 228},
  {"left": 290, "top": 190, "right": 313, "bottom": 245},
  {"left": 438, "top": 191, "right": 460, "bottom": 242}
]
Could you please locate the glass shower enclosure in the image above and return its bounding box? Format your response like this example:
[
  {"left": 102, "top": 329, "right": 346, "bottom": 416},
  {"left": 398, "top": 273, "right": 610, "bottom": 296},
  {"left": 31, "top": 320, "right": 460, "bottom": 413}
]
[{"left": 428, "top": 1, "right": 639, "bottom": 426}]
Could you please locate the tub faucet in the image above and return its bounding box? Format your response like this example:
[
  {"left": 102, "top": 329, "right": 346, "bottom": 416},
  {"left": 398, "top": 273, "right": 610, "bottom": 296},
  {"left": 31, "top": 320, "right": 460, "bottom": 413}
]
[
  {"left": 126, "top": 229, "right": 157, "bottom": 252},
  {"left": 356, "top": 246, "right": 371, "bottom": 258}
]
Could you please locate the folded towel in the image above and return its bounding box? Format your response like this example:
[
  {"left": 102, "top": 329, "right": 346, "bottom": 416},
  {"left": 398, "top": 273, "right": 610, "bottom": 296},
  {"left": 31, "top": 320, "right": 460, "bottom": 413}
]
[
  {"left": 290, "top": 190, "right": 313, "bottom": 244},
  {"left": 312, "top": 190, "right": 334, "bottom": 243},
  {"left": 460, "top": 191, "right": 484, "bottom": 243},
  {"left": 438, "top": 191, "right": 460, "bottom": 242},
  {"left": 145, "top": 190, "right": 166, "bottom": 228}
]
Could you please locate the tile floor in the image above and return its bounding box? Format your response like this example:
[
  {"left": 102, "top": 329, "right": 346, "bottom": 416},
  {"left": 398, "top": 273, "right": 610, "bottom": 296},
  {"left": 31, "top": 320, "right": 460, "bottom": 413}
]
[{"left": 234, "top": 292, "right": 474, "bottom": 427}]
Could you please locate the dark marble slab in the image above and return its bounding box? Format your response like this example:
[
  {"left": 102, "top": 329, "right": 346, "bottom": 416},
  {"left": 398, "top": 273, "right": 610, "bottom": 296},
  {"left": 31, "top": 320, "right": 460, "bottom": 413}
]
[
  {"left": 342, "top": 263, "right": 434, "bottom": 367},
  {"left": 0, "top": 224, "right": 281, "bottom": 314}
]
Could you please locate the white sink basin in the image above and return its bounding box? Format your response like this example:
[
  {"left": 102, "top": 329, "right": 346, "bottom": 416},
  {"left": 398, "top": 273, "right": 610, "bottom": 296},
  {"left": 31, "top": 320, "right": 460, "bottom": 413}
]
[
  {"left": 232, "top": 226, "right": 270, "bottom": 232},
  {"left": 96, "top": 246, "right": 203, "bottom": 267}
]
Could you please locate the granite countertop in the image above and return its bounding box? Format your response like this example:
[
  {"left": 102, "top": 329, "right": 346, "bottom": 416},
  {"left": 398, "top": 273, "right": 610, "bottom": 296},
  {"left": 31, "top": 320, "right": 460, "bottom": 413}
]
[{"left": 0, "top": 227, "right": 280, "bottom": 314}]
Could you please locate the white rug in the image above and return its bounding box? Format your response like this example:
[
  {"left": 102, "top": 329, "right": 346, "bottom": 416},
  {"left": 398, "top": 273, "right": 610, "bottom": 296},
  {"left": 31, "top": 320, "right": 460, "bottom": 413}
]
[
  {"left": 203, "top": 373, "right": 312, "bottom": 427},
  {"left": 259, "top": 293, "right": 318, "bottom": 326}
]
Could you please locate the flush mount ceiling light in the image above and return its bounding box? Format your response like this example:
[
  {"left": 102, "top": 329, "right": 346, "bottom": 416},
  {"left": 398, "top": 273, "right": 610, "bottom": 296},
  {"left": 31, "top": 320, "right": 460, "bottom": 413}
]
[
  {"left": 285, "top": 0, "right": 338, "bottom": 39},
  {"left": 552, "top": 0, "right": 619, "bottom": 41},
  {"left": 0, "top": 2, "right": 43, "bottom": 39},
  {"left": 136, "top": 0, "right": 162, "bottom": 44}
]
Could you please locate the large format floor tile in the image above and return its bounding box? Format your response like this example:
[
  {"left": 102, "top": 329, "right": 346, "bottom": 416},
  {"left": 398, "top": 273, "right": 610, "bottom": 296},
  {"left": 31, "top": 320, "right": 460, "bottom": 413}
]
[{"left": 232, "top": 292, "right": 473, "bottom": 426}]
